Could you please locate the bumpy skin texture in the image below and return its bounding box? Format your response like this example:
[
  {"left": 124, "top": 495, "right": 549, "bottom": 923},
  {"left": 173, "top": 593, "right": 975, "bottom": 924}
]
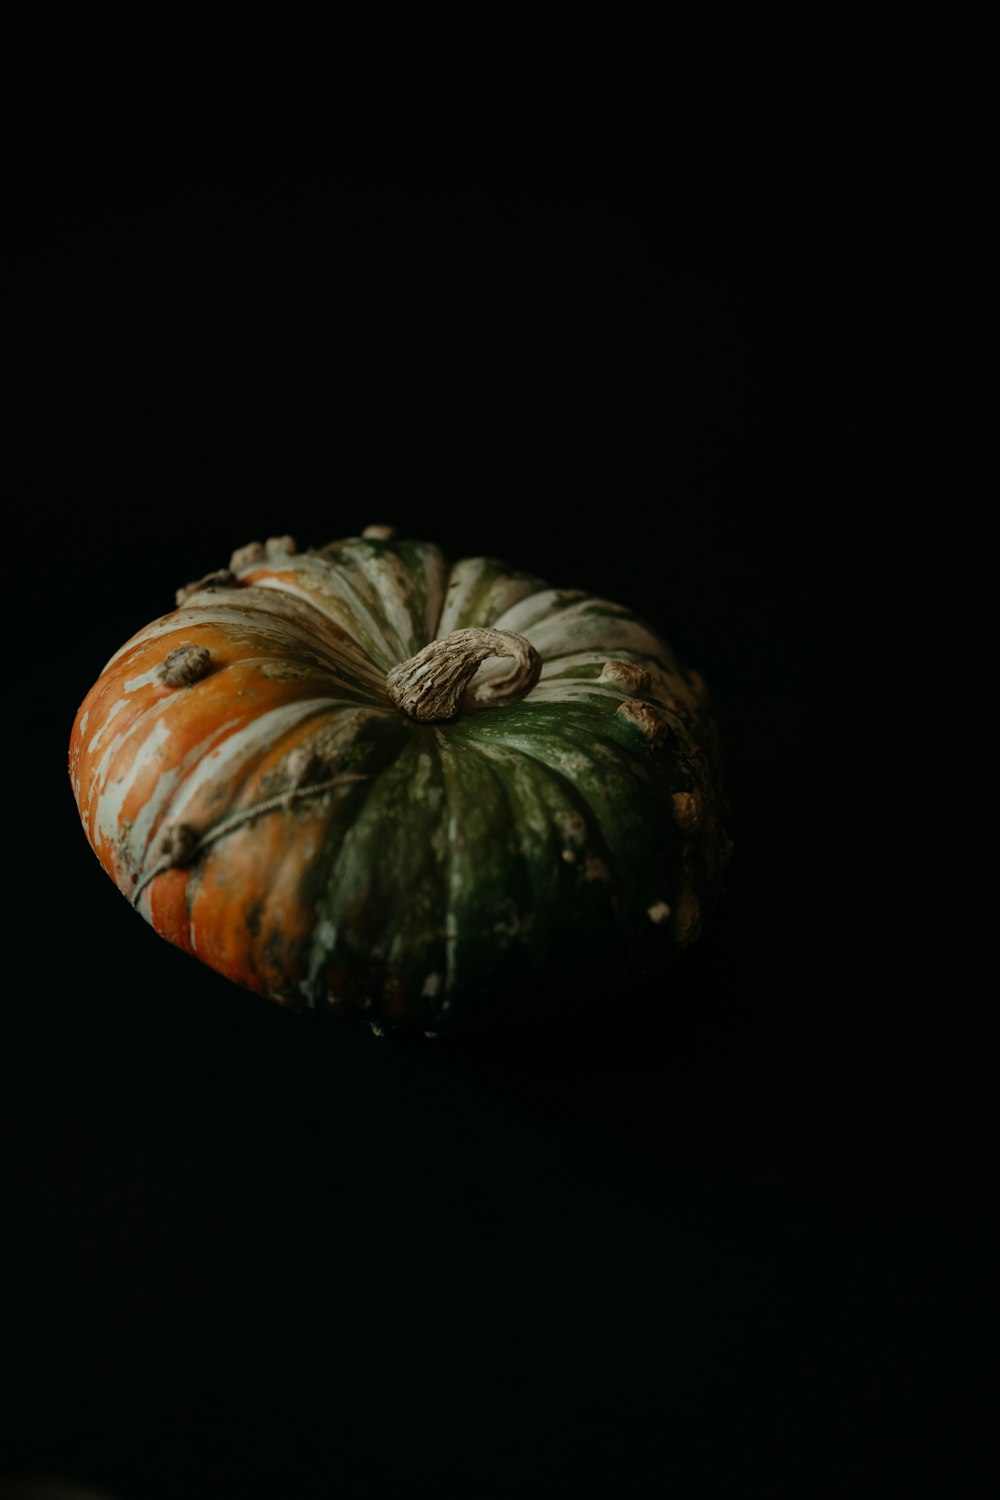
[{"left": 69, "top": 533, "right": 731, "bottom": 1033}]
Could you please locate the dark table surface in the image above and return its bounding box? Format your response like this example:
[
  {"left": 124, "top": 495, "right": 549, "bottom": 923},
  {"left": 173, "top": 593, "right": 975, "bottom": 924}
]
[{"left": 3, "top": 15, "right": 996, "bottom": 1499}]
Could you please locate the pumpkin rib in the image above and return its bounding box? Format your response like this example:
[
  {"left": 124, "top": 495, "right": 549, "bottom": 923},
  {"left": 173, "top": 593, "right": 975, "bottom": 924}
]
[
  {"left": 78, "top": 656, "right": 283, "bottom": 848},
  {"left": 142, "top": 701, "right": 402, "bottom": 905},
  {"left": 313, "top": 544, "right": 415, "bottom": 664},
  {"left": 473, "top": 646, "right": 674, "bottom": 708},
  {"left": 428, "top": 727, "right": 461, "bottom": 1006},
  {"left": 79, "top": 564, "right": 407, "bottom": 896},
  {"left": 329, "top": 536, "right": 449, "bottom": 661},
  {"left": 457, "top": 717, "right": 628, "bottom": 931},
  {"left": 302, "top": 726, "right": 446, "bottom": 1020},
  {"left": 102, "top": 598, "right": 387, "bottom": 703},
  {"left": 87, "top": 619, "right": 395, "bottom": 895},
  {"left": 228, "top": 659, "right": 382, "bottom": 706},
  {"left": 390, "top": 538, "right": 450, "bottom": 650},
  {"left": 169, "top": 711, "right": 411, "bottom": 1001},
  {"left": 241, "top": 556, "right": 407, "bottom": 671},
  {"left": 229, "top": 612, "right": 389, "bottom": 693},
  {"left": 86, "top": 670, "right": 356, "bottom": 831},
  {"left": 101, "top": 589, "right": 338, "bottom": 663},
  {"left": 245, "top": 573, "right": 398, "bottom": 673},
  {"left": 461, "top": 702, "right": 683, "bottom": 951},
  {"left": 435, "top": 556, "right": 549, "bottom": 639},
  {"left": 226, "top": 589, "right": 391, "bottom": 689},
  {"left": 530, "top": 680, "right": 661, "bottom": 709},
  {"left": 504, "top": 597, "right": 677, "bottom": 670},
  {"left": 173, "top": 785, "right": 344, "bottom": 995},
  {"left": 455, "top": 727, "right": 626, "bottom": 993},
  {"left": 158, "top": 708, "right": 407, "bottom": 1002},
  {"left": 121, "top": 696, "right": 355, "bottom": 897},
  {"left": 430, "top": 724, "right": 570, "bottom": 1023},
  {"left": 131, "top": 771, "right": 373, "bottom": 909},
  {"left": 535, "top": 646, "right": 666, "bottom": 678},
  {"left": 85, "top": 707, "right": 248, "bottom": 877},
  {"left": 488, "top": 585, "right": 591, "bottom": 638}
]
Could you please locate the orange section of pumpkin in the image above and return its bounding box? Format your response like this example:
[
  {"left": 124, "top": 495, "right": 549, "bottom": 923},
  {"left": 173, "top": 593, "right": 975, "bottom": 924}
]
[
  {"left": 150, "top": 802, "right": 335, "bottom": 1000},
  {"left": 72, "top": 619, "right": 345, "bottom": 888},
  {"left": 142, "top": 702, "right": 375, "bottom": 997}
]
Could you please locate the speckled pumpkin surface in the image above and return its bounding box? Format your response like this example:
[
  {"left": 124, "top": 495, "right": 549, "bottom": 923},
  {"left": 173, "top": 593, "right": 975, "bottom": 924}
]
[{"left": 70, "top": 528, "right": 731, "bottom": 1033}]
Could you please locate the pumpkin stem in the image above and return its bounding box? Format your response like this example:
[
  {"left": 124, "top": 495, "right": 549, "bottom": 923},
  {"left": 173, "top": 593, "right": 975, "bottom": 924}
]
[{"left": 386, "top": 628, "right": 542, "bottom": 723}]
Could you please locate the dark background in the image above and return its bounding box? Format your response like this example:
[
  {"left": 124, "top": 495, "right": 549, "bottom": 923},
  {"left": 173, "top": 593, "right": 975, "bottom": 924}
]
[{"left": 3, "top": 11, "right": 997, "bottom": 1498}]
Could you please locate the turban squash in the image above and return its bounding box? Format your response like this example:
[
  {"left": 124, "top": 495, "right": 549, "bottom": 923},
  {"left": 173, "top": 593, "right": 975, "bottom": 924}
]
[{"left": 70, "top": 528, "right": 731, "bottom": 1034}]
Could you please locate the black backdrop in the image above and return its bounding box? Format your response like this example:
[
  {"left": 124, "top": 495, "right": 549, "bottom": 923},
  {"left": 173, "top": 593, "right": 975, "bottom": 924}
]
[{"left": 3, "top": 14, "right": 997, "bottom": 1499}]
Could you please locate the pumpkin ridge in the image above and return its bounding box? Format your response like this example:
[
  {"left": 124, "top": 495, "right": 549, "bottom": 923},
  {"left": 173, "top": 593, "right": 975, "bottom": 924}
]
[
  {"left": 184, "top": 593, "right": 390, "bottom": 694},
  {"left": 80, "top": 658, "right": 303, "bottom": 847},
  {"left": 489, "top": 585, "right": 591, "bottom": 639},
  {"left": 124, "top": 695, "right": 351, "bottom": 899},
  {"left": 536, "top": 646, "right": 665, "bottom": 675},
  {"left": 434, "top": 720, "right": 548, "bottom": 1014},
  {"left": 431, "top": 551, "right": 458, "bottom": 641},
  {"left": 457, "top": 725, "right": 627, "bottom": 991},
  {"left": 429, "top": 726, "right": 461, "bottom": 1005},
  {"left": 459, "top": 701, "right": 692, "bottom": 965},
  {"left": 246, "top": 558, "right": 401, "bottom": 672},
  {"left": 104, "top": 594, "right": 388, "bottom": 699},
  {"left": 319, "top": 540, "right": 415, "bottom": 663},
  {"left": 499, "top": 594, "right": 676, "bottom": 668},
  {"left": 300, "top": 720, "right": 423, "bottom": 1014},
  {"left": 393, "top": 538, "right": 450, "bottom": 650},
  {"left": 233, "top": 659, "right": 382, "bottom": 705},
  {"left": 455, "top": 717, "right": 628, "bottom": 952},
  {"left": 188, "top": 709, "right": 410, "bottom": 1006},
  {"left": 132, "top": 771, "right": 373, "bottom": 909},
  {"left": 435, "top": 556, "right": 549, "bottom": 638},
  {"left": 332, "top": 537, "right": 447, "bottom": 660}
]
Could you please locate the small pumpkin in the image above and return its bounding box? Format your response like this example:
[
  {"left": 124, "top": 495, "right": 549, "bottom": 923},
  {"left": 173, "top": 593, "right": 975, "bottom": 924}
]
[{"left": 70, "top": 527, "right": 730, "bottom": 1033}]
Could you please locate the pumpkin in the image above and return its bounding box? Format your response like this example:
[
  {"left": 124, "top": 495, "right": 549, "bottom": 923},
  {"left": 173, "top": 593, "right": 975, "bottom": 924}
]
[{"left": 69, "top": 527, "right": 731, "bottom": 1033}]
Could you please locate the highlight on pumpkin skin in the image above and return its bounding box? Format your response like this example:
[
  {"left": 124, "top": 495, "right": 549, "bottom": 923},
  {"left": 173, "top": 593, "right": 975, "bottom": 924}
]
[{"left": 69, "top": 527, "right": 731, "bottom": 1033}]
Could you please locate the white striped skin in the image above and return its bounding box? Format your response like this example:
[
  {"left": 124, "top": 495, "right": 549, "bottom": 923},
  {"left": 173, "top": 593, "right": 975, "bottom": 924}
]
[{"left": 70, "top": 533, "right": 729, "bottom": 1033}]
